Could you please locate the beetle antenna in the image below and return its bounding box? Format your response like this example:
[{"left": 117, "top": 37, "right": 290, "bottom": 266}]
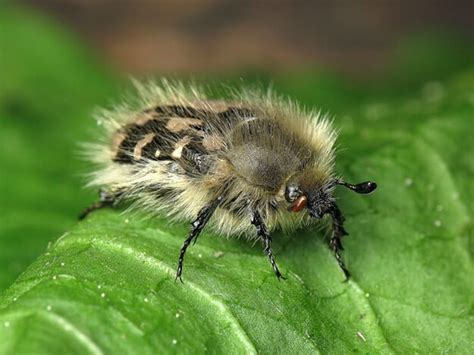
[{"left": 336, "top": 179, "right": 377, "bottom": 194}]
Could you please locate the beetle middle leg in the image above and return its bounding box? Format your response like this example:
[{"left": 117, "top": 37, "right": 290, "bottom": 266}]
[
  {"left": 175, "top": 196, "right": 223, "bottom": 282},
  {"left": 251, "top": 209, "right": 285, "bottom": 280}
]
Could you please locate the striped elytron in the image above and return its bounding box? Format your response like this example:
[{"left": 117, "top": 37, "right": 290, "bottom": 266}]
[{"left": 81, "top": 81, "right": 377, "bottom": 281}]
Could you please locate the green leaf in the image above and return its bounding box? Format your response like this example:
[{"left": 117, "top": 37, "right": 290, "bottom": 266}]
[
  {"left": 0, "top": 5, "right": 118, "bottom": 290},
  {"left": 1, "top": 5, "right": 473, "bottom": 354},
  {"left": 2, "top": 75, "right": 473, "bottom": 354}
]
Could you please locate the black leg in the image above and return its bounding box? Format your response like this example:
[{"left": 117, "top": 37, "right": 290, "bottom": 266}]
[
  {"left": 251, "top": 210, "right": 285, "bottom": 280},
  {"left": 175, "top": 196, "right": 223, "bottom": 282},
  {"left": 79, "top": 189, "right": 121, "bottom": 220},
  {"left": 328, "top": 204, "right": 350, "bottom": 280}
]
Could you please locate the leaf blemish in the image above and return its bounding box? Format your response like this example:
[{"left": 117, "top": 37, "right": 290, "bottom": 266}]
[
  {"left": 213, "top": 251, "right": 224, "bottom": 258},
  {"left": 357, "top": 331, "right": 367, "bottom": 342}
]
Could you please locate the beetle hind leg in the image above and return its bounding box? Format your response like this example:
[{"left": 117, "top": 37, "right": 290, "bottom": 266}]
[{"left": 79, "top": 189, "right": 122, "bottom": 220}]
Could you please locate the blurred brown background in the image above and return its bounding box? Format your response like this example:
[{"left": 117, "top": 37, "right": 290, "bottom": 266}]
[{"left": 21, "top": 0, "right": 474, "bottom": 75}]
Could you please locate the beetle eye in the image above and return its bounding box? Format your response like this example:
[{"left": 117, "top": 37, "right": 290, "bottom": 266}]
[
  {"left": 284, "top": 183, "right": 301, "bottom": 202},
  {"left": 290, "top": 195, "right": 307, "bottom": 212}
]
